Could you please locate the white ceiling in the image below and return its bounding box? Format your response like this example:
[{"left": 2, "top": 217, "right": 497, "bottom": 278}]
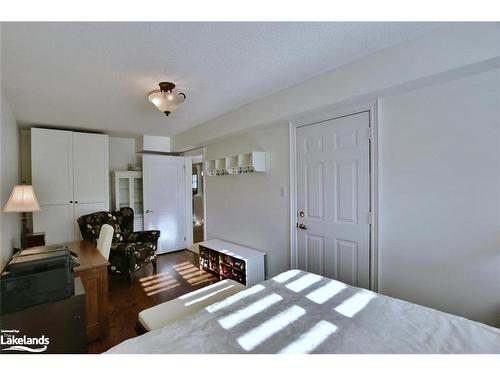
[{"left": 1, "top": 22, "right": 442, "bottom": 137}]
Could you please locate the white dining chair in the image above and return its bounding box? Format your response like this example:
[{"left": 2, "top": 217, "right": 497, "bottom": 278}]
[{"left": 97, "top": 224, "right": 114, "bottom": 260}]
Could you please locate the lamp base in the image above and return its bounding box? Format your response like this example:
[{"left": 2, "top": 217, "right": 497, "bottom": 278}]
[{"left": 20, "top": 213, "right": 29, "bottom": 249}]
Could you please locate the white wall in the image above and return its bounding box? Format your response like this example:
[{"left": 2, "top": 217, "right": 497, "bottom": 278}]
[
  {"left": 0, "top": 93, "right": 21, "bottom": 269},
  {"left": 174, "top": 23, "right": 500, "bottom": 150},
  {"left": 109, "top": 136, "right": 140, "bottom": 171},
  {"left": 172, "top": 24, "right": 500, "bottom": 327},
  {"left": 378, "top": 69, "right": 500, "bottom": 327},
  {"left": 204, "top": 123, "right": 290, "bottom": 277}
]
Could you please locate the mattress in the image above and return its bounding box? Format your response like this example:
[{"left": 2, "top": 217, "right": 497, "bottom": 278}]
[{"left": 107, "top": 270, "right": 500, "bottom": 353}]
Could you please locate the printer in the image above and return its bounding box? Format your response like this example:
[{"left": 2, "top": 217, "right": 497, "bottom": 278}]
[{"left": 0, "top": 246, "right": 79, "bottom": 314}]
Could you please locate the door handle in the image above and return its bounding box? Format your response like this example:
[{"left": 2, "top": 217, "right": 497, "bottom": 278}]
[
  {"left": 297, "top": 223, "right": 308, "bottom": 230},
  {"left": 145, "top": 209, "right": 153, "bottom": 214}
]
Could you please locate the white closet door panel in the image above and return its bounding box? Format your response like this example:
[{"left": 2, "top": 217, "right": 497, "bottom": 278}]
[
  {"left": 33, "top": 204, "right": 75, "bottom": 245},
  {"left": 31, "top": 128, "right": 73, "bottom": 205},
  {"left": 73, "top": 202, "right": 108, "bottom": 240},
  {"left": 73, "top": 132, "right": 109, "bottom": 204},
  {"left": 296, "top": 111, "right": 370, "bottom": 289}
]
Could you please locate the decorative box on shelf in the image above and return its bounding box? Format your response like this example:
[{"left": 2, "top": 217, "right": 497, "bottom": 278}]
[
  {"left": 197, "top": 239, "right": 265, "bottom": 286},
  {"left": 204, "top": 151, "right": 266, "bottom": 176}
]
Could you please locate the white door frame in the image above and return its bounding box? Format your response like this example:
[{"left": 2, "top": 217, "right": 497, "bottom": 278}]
[
  {"left": 289, "top": 100, "right": 379, "bottom": 291},
  {"left": 184, "top": 156, "right": 194, "bottom": 248}
]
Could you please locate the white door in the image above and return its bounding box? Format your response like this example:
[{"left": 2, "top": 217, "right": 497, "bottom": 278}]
[
  {"left": 33, "top": 204, "right": 75, "bottom": 244},
  {"left": 72, "top": 132, "right": 109, "bottom": 206},
  {"left": 31, "top": 128, "right": 73, "bottom": 205},
  {"left": 31, "top": 128, "right": 74, "bottom": 243},
  {"left": 296, "top": 111, "right": 371, "bottom": 288},
  {"left": 143, "top": 154, "right": 187, "bottom": 254}
]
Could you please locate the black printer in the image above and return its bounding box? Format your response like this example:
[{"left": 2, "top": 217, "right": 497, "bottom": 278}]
[{"left": 0, "top": 247, "right": 79, "bottom": 314}]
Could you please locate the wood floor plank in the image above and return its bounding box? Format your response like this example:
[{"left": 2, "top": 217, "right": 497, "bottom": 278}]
[{"left": 87, "top": 250, "right": 218, "bottom": 354}]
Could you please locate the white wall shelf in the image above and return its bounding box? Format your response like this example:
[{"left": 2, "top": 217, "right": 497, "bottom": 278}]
[{"left": 204, "top": 151, "right": 266, "bottom": 176}]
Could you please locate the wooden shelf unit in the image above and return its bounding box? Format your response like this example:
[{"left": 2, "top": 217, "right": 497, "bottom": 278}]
[{"left": 197, "top": 239, "right": 265, "bottom": 287}]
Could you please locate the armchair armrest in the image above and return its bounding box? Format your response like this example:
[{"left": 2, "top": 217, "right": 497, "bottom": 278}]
[{"left": 127, "top": 230, "right": 160, "bottom": 244}]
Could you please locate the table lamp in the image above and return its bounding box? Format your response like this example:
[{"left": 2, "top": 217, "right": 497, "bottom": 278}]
[{"left": 3, "top": 184, "right": 41, "bottom": 249}]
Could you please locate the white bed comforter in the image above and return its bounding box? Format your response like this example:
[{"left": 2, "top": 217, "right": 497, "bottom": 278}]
[{"left": 107, "top": 270, "right": 500, "bottom": 354}]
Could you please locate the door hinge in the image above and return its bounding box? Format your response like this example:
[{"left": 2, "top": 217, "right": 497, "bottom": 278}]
[
  {"left": 368, "top": 211, "right": 374, "bottom": 225},
  {"left": 367, "top": 127, "right": 373, "bottom": 140},
  {"left": 184, "top": 236, "right": 186, "bottom": 241}
]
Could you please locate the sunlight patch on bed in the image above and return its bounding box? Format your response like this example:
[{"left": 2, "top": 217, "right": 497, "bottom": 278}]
[
  {"left": 205, "top": 284, "right": 265, "bottom": 313},
  {"left": 306, "top": 280, "right": 347, "bottom": 304},
  {"left": 272, "top": 270, "right": 301, "bottom": 283},
  {"left": 279, "top": 320, "right": 337, "bottom": 354},
  {"left": 237, "top": 305, "right": 306, "bottom": 351},
  {"left": 334, "top": 290, "right": 376, "bottom": 318},
  {"left": 184, "top": 285, "right": 235, "bottom": 307},
  {"left": 218, "top": 293, "right": 283, "bottom": 329},
  {"left": 285, "top": 273, "right": 322, "bottom": 293},
  {"left": 179, "top": 279, "right": 230, "bottom": 300}
]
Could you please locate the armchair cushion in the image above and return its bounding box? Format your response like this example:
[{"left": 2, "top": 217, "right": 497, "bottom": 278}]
[
  {"left": 77, "top": 207, "right": 160, "bottom": 278},
  {"left": 126, "top": 230, "right": 160, "bottom": 245},
  {"left": 109, "top": 241, "right": 157, "bottom": 274}
]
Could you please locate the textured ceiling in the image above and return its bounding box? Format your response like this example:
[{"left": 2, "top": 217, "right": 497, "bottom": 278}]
[{"left": 1, "top": 22, "right": 441, "bottom": 137}]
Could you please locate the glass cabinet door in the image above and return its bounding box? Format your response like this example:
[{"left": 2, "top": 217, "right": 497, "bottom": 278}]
[
  {"left": 133, "top": 177, "right": 143, "bottom": 215},
  {"left": 118, "top": 177, "right": 131, "bottom": 209}
]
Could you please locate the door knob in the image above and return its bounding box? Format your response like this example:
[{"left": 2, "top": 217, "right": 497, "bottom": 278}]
[{"left": 297, "top": 223, "right": 308, "bottom": 230}]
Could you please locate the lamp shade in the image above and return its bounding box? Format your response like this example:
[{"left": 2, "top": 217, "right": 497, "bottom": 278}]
[{"left": 3, "top": 184, "right": 41, "bottom": 212}]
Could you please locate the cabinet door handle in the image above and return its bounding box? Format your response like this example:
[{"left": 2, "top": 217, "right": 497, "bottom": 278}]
[{"left": 70, "top": 200, "right": 73, "bottom": 203}]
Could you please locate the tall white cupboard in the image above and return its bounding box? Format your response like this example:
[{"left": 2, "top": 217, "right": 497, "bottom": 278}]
[{"left": 31, "top": 128, "right": 109, "bottom": 245}]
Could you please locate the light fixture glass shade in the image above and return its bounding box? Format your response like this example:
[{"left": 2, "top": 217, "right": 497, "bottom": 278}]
[
  {"left": 3, "top": 184, "right": 41, "bottom": 212},
  {"left": 148, "top": 89, "right": 186, "bottom": 115}
]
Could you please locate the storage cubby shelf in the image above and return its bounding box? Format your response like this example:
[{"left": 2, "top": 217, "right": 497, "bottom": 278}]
[
  {"left": 197, "top": 239, "right": 265, "bottom": 287},
  {"left": 205, "top": 151, "right": 266, "bottom": 176}
]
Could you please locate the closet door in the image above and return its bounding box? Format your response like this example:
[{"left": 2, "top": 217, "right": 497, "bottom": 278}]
[
  {"left": 31, "top": 128, "right": 73, "bottom": 205},
  {"left": 72, "top": 132, "right": 109, "bottom": 206},
  {"left": 34, "top": 205, "right": 75, "bottom": 244},
  {"left": 32, "top": 128, "right": 75, "bottom": 243}
]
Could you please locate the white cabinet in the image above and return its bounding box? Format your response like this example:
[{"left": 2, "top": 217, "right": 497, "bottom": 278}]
[
  {"left": 111, "top": 171, "right": 144, "bottom": 231},
  {"left": 31, "top": 128, "right": 73, "bottom": 205},
  {"left": 197, "top": 239, "right": 266, "bottom": 287},
  {"left": 31, "top": 128, "right": 109, "bottom": 244}
]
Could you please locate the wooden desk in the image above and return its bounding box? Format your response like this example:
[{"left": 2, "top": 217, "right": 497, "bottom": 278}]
[{"left": 65, "top": 240, "right": 110, "bottom": 341}]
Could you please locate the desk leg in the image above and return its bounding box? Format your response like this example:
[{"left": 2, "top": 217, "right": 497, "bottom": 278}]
[{"left": 75, "top": 266, "right": 109, "bottom": 341}]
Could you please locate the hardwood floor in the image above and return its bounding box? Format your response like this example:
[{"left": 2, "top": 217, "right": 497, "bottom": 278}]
[{"left": 87, "top": 250, "right": 218, "bottom": 354}]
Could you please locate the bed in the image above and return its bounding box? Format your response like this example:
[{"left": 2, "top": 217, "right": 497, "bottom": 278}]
[{"left": 107, "top": 270, "right": 500, "bottom": 354}]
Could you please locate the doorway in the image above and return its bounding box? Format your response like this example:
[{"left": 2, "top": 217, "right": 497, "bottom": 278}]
[
  {"left": 292, "top": 109, "right": 375, "bottom": 289},
  {"left": 192, "top": 158, "right": 205, "bottom": 243}
]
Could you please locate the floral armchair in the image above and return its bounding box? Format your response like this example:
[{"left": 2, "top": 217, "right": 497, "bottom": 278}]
[{"left": 77, "top": 207, "right": 160, "bottom": 283}]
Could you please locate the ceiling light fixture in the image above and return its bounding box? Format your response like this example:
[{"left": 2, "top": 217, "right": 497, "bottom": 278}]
[{"left": 148, "top": 82, "right": 186, "bottom": 116}]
